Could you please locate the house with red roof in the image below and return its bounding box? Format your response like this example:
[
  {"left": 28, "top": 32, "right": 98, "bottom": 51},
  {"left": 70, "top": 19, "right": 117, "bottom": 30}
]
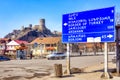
[
  {"left": 6, "top": 40, "right": 28, "bottom": 51},
  {"left": 0, "top": 40, "right": 29, "bottom": 56}
]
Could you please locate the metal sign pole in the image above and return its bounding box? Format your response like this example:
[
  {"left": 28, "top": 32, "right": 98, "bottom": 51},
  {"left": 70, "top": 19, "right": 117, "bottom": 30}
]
[
  {"left": 101, "top": 42, "right": 112, "bottom": 79},
  {"left": 104, "top": 42, "right": 108, "bottom": 74},
  {"left": 66, "top": 43, "right": 70, "bottom": 75}
]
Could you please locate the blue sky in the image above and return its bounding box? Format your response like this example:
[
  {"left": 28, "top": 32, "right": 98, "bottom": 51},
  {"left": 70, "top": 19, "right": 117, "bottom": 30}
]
[{"left": 0, "top": 0, "right": 120, "bottom": 38}]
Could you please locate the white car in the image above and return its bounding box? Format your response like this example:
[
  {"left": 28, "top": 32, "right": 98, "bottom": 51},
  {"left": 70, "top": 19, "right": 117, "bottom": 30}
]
[{"left": 46, "top": 53, "right": 66, "bottom": 60}]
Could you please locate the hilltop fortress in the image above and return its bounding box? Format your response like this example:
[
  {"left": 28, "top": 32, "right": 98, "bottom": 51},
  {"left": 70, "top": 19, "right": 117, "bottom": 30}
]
[
  {"left": 21, "top": 19, "right": 48, "bottom": 32},
  {"left": 5, "top": 19, "right": 61, "bottom": 42}
]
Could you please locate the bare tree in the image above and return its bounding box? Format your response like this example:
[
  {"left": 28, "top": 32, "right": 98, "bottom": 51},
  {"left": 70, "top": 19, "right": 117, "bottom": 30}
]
[
  {"left": 93, "top": 43, "right": 97, "bottom": 55},
  {"left": 72, "top": 43, "right": 79, "bottom": 52},
  {"left": 57, "top": 40, "right": 66, "bottom": 52},
  {"left": 1, "top": 39, "right": 11, "bottom": 55},
  {"left": 116, "top": 13, "right": 120, "bottom": 25}
]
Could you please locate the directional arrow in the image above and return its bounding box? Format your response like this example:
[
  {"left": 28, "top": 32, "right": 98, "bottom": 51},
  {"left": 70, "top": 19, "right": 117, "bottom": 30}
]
[
  {"left": 107, "top": 34, "right": 113, "bottom": 38},
  {"left": 63, "top": 23, "right": 68, "bottom": 26}
]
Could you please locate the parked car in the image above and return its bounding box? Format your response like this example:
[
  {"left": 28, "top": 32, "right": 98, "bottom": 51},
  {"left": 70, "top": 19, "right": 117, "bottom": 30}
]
[
  {"left": 46, "top": 52, "right": 66, "bottom": 60},
  {"left": 0, "top": 55, "right": 10, "bottom": 61}
]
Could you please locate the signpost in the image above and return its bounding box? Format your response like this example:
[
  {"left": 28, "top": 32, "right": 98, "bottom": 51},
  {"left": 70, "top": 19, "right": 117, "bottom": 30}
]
[
  {"left": 62, "top": 7, "right": 115, "bottom": 78},
  {"left": 101, "top": 42, "right": 112, "bottom": 79},
  {"left": 66, "top": 43, "right": 70, "bottom": 75},
  {"left": 62, "top": 7, "right": 115, "bottom": 43}
]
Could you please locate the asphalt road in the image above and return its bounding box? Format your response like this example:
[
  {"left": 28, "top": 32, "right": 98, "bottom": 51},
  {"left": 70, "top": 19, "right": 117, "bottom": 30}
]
[
  {"left": 0, "top": 54, "right": 115, "bottom": 79},
  {"left": 0, "top": 54, "right": 114, "bottom": 69}
]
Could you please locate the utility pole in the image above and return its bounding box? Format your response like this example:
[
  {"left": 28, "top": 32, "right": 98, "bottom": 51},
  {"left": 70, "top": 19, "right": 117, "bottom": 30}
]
[{"left": 116, "top": 25, "right": 120, "bottom": 76}]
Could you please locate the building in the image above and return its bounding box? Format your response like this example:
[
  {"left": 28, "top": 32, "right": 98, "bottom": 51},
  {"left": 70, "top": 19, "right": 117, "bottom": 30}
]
[
  {"left": 7, "top": 40, "right": 28, "bottom": 50},
  {"left": 78, "top": 42, "right": 116, "bottom": 54},
  {"left": 5, "top": 40, "right": 29, "bottom": 56},
  {"left": 30, "top": 37, "right": 61, "bottom": 56},
  {"left": 0, "top": 38, "right": 11, "bottom": 55}
]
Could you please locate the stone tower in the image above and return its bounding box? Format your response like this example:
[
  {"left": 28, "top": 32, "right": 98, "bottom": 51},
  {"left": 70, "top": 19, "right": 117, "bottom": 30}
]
[
  {"left": 29, "top": 24, "right": 32, "bottom": 28},
  {"left": 38, "top": 19, "right": 46, "bottom": 31}
]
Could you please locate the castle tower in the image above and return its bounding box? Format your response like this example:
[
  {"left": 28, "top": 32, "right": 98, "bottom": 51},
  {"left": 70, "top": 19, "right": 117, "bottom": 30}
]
[
  {"left": 40, "top": 19, "right": 45, "bottom": 27},
  {"left": 38, "top": 19, "right": 46, "bottom": 31},
  {"left": 29, "top": 24, "right": 32, "bottom": 28}
]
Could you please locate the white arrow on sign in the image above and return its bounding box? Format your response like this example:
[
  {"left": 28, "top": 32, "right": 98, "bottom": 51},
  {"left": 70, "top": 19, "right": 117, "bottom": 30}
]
[
  {"left": 107, "top": 34, "right": 113, "bottom": 38},
  {"left": 63, "top": 23, "right": 68, "bottom": 26}
]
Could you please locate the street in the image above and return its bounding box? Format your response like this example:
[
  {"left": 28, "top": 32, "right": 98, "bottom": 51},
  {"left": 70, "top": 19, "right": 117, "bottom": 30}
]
[{"left": 0, "top": 54, "right": 115, "bottom": 80}]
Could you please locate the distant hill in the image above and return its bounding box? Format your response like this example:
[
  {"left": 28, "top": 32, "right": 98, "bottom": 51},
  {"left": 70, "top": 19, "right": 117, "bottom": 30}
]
[{"left": 4, "top": 19, "right": 61, "bottom": 42}]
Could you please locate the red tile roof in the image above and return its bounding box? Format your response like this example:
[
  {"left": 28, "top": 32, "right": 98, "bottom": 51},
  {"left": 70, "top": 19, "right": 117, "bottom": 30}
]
[
  {"left": 0, "top": 38, "right": 9, "bottom": 41},
  {"left": 31, "top": 37, "right": 61, "bottom": 44},
  {"left": 15, "top": 40, "right": 28, "bottom": 44}
]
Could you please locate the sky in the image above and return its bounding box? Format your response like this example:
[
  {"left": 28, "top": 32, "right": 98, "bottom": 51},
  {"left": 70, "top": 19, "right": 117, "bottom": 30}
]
[{"left": 0, "top": 0, "right": 120, "bottom": 38}]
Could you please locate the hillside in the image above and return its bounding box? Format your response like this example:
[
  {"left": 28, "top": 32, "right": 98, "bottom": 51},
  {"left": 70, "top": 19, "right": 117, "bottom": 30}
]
[{"left": 4, "top": 19, "right": 61, "bottom": 42}]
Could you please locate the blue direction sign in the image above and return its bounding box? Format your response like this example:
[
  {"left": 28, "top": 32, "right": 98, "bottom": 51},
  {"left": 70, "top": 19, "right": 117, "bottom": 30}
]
[{"left": 62, "top": 7, "right": 115, "bottom": 43}]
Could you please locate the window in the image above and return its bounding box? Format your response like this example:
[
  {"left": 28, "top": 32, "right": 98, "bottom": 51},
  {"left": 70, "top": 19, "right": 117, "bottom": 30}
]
[{"left": 46, "top": 44, "right": 50, "bottom": 47}]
